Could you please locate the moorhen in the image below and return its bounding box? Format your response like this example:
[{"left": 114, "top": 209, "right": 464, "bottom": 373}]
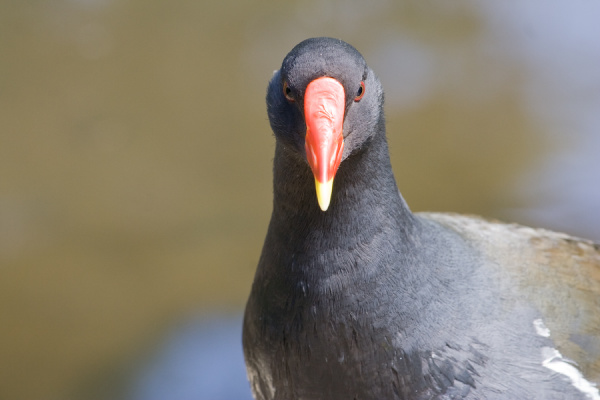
[{"left": 242, "top": 37, "right": 600, "bottom": 400}]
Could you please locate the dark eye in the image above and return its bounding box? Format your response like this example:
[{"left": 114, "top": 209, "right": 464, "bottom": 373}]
[
  {"left": 354, "top": 81, "right": 365, "bottom": 102},
  {"left": 283, "top": 81, "right": 295, "bottom": 102}
]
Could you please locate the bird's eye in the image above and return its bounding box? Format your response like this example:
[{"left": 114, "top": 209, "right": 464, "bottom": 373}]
[
  {"left": 283, "top": 81, "right": 294, "bottom": 102},
  {"left": 354, "top": 81, "right": 365, "bottom": 102}
]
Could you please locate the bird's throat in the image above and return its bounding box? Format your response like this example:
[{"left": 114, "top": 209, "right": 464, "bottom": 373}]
[{"left": 269, "top": 130, "right": 417, "bottom": 258}]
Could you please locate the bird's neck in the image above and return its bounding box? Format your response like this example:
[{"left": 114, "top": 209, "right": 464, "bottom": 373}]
[{"left": 266, "top": 129, "right": 420, "bottom": 278}]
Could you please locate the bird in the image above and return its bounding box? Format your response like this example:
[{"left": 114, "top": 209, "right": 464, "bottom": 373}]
[{"left": 242, "top": 37, "right": 600, "bottom": 400}]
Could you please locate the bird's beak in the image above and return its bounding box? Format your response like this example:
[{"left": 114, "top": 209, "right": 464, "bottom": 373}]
[{"left": 304, "top": 77, "right": 345, "bottom": 211}]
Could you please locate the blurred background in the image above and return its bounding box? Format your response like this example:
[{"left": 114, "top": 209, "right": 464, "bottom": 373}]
[{"left": 1, "top": 1, "right": 599, "bottom": 399}]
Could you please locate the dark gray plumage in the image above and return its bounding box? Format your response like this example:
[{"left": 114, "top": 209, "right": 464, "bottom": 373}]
[{"left": 243, "top": 37, "right": 600, "bottom": 400}]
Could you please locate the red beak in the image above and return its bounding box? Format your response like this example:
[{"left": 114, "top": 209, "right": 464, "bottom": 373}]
[{"left": 304, "top": 77, "right": 345, "bottom": 211}]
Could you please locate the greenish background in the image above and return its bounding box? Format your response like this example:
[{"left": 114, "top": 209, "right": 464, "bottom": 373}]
[{"left": 1, "top": 1, "right": 599, "bottom": 399}]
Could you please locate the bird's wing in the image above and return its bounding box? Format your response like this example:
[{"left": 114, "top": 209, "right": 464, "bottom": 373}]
[{"left": 422, "top": 212, "right": 600, "bottom": 384}]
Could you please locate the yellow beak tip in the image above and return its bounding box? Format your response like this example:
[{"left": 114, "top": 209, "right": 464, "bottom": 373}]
[{"left": 315, "top": 178, "right": 334, "bottom": 211}]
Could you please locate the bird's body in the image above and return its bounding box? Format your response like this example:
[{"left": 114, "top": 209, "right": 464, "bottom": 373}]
[{"left": 243, "top": 37, "right": 600, "bottom": 400}]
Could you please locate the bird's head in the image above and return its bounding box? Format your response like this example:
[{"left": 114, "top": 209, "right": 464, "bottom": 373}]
[{"left": 266, "top": 37, "right": 384, "bottom": 211}]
